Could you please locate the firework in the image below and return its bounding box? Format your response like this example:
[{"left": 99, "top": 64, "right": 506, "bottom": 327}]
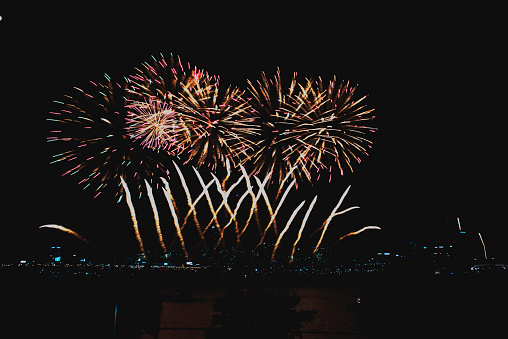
[
  {"left": 338, "top": 226, "right": 381, "bottom": 241},
  {"left": 243, "top": 70, "right": 376, "bottom": 185},
  {"left": 478, "top": 232, "right": 488, "bottom": 260},
  {"left": 255, "top": 179, "right": 296, "bottom": 251},
  {"left": 47, "top": 54, "right": 379, "bottom": 261},
  {"left": 39, "top": 224, "right": 92, "bottom": 245},
  {"left": 271, "top": 200, "right": 306, "bottom": 262},
  {"left": 174, "top": 77, "right": 257, "bottom": 170},
  {"left": 126, "top": 53, "right": 258, "bottom": 171},
  {"left": 161, "top": 177, "right": 189, "bottom": 260},
  {"left": 145, "top": 179, "right": 166, "bottom": 253},
  {"left": 124, "top": 53, "right": 204, "bottom": 156},
  {"left": 127, "top": 53, "right": 208, "bottom": 103},
  {"left": 121, "top": 177, "right": 145, "bottom": 256},
  {"left": 313, "top": 185, "right": 360, "bottom": 254},
  {"left": 290, "top": 195, "right": 318, "bottom": 263},
  {"left": 47, "top": 75, "right": 171, "bottom": 199},
  {"left": 126, "top": 98, "right": 187, "bottom": 153}
]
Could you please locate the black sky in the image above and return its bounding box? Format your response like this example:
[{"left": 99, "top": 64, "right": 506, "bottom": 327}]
[{"left": 2, "top": 4, "right": 506, "bottom": 260}]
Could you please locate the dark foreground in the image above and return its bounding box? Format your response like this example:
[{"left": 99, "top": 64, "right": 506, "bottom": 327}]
[{"left": 2, "top": 269, "right": 507, "bottom": 339}]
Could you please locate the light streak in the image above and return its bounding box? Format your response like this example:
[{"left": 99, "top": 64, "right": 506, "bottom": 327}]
[
  {"left": 313, "top": 185, "right": 359, "bottom": 254},
  {"left": 239, "top": 166, "right": 263, "bottom": 237},
  {"left": 121, "top": 177, "right": 145, "bottom": 256},
  {"left": 145, "top": 179, "right": 166, "bottom": 253},
  {"left": 172, "top": 161, "right": 205, "bottom": 249},
  {"left": 338, "top": 226, "right": 381, "bottom": 241},
  {"left": 255, "top": 179, "right": 296, "bottom": 251},
  {"left": 161, "top": 177, "right": 189, "bottom": 260},
  {"left": 290, "top": 195, "right": 318, "bottom": 263},
  {"left": 271, "top": 200, "right": 306, "bottom": 262},
  {"left": 457, "top": 217, "right": 462, "bottom": 231},
  {"left": 478, "top": 232, "right": 488, "bottom": 260},
  {"left": 39, "top": 224, "right": 92, "bottom": 245},
  {"left": 211, "top": 172, "right": 243, "bottom": 249},
  {"left": 191, "top": 167, "right": 220, "bottom": 234}
]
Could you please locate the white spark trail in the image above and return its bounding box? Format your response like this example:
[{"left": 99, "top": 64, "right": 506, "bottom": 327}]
[
  {"left": 290, "top": 195, "right": 318, "bottom": 263},
  {"left": 161, "top": 177, "right": 189, "bottom": 260},
  {"left": 478, "top": 232, "right": 488, "bottom": 260},
  {"left": 338, "top": 226, "right": 381, "bottom": 241},
  {"left": 271, "top": 200, "right": 306, "bottom": 262},
  {"left": 39, "top": 224, "right": 92, "bottom": 246},
  {"left": 314, "top": 185, "right": 359, "bottom": 254},
  {"left": 145, "top": 179, "right": 166, "bottom": 253},
  {"left": 121, "top": 176, "right": 145, "bottom": 256},
  {"left": 255, "top": 179, "right": 296, "bottom": 251}
]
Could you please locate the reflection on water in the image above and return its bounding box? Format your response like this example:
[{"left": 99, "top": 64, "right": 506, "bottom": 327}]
[{"left": 159, "top": 286, "right": 364, "bottom": 339}]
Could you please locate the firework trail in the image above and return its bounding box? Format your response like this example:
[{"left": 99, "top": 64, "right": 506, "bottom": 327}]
[
  {"left": 338, "top": 226, "right": 381, "bottom": 241},
  {"left": 172, "top": 161, "right": 206, "bottom": 250},
  {"left": 478, "top": 232, "right": 488, "bottom": 260},
  {"left": 253, "top": 176, "right": 278, "bottom": 232},
  {"left": 271, "top": 200, "right": 306, "bottom": 262},
  {"left": 290, "top": 195, "right": 318, "bottom": 263},
  {"left": 145, "top": 179, "right": 166, "bottom": 253},
  {"left": 190, "top": 167, "right": 220, "bottom": 234},
  {"left": 161, "top": 177, "right": 189, "bottom": 260},
  {"left": 48, "top": 75, "right": 170, "bottom": 199},
  {"left": 39, "top": 224, "right": 92, "bottom": 246},
  {"left": 211, "top": 172, "right": 244, "bottom": 249},
  {"left": 313, "top": 185, "right": 359, "bottom": 254},
  {"left": 238, "top": 166, "right": 263, "bottom": 237},
  {"left": 121, "top": 177, "right": 145, "bottom": 256},
  {"left": 255, "top": 179, "right": 296, "bottom": 251},
  {"left": 219, "top": 166, "right": 262, "bottom": 247}
]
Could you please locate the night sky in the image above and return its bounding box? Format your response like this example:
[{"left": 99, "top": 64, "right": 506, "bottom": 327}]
[{"left": 2, "top": 4, "right": 506, "bottom": 260}]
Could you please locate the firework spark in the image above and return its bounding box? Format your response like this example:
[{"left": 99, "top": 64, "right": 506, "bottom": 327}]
[
  {"left": 48, "top": 75, "right": 170, "bottom": 199},
  {"left": 290, "top": 195, "right": 318, "bottom": 263},
  {"left": 39, "top": 224, "right": 92, "bottom": 246},
  {"left": 174, "top": 77, "right": 257, "bottom": 170},
  {"left": 121, "top": 177, "right": 145, "bottom": 256},
  {"left": 255, "top": 179, "right": 296, "bottom": 251},
  {"left": 126, "top": 98, "right": 186, "bottom": 153},
  {"left": 313, "top": 185, "right": 359, "bottom": 254},
  {"left": 338, "top": 226, "right": 381, "bottom": 241},
  {"left": 243, "top": 70, "right": 375, "bottom": 185},
  {"left": 145, "top": 179, "right": 166, "bottom": 253},
  {"left": 161, "top": 177, "right": 189, "bottom": 260},
  {"left": 48, "top": 55, "right": 379, "bottom": 260},
  {"left": 478, "top": 232, "right": 488, "bottom": 260},
  {"left": 271, "top": 200, "right": 306, "bottom": 262}
]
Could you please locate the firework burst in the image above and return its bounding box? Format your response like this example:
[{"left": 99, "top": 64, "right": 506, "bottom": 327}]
[
  {"left": 47, "top": 75, "right": 171, "bottom": 199},
  {"left": 125, "top": 97, "right": 188, "bottom": 153},
  {"left": 242, "top": 70, "right": 376, "bottom": 185},
  {"left": 174, "top": 77, "right": 257, "bottom": 170},
  {"left": 127, "top": 53, "right": 256, "bottom": 171},
  {"left": 127, "top": 53, "right": 209, "bottom": 103}
]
